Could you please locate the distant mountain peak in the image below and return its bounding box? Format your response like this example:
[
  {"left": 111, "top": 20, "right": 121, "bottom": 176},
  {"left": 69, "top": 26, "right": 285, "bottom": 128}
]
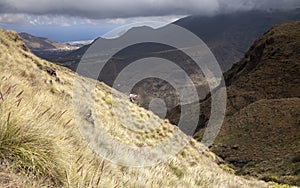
[{"left": 19, "top": 32, "right": 79, "bottom": 51}]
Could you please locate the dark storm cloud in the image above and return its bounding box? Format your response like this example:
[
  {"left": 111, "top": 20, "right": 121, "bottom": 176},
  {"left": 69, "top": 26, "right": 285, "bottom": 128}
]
[{"left": 0, "top": 0, "right": 299, "bottom": 19}]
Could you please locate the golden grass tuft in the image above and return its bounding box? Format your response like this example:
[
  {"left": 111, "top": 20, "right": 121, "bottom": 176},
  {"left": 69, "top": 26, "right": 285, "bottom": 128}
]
[{"left": 0, "top": 85, "right": 69, "bottom": 186}]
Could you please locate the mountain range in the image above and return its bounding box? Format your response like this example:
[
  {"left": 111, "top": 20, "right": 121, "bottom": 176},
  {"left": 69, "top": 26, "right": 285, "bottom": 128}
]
[{"left": 21, "top": 9, "right": 300, "bottom": 72}]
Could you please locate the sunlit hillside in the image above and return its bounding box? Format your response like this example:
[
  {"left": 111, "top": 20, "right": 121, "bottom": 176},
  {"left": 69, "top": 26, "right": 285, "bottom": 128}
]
[{"left": 0, "top": 29, "right": 273, "bottom": 187}]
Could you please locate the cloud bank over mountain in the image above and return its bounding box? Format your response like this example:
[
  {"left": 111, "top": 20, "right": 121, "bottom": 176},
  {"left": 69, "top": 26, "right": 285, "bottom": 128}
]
[
  {"left": 1, "top": 0, "right": 299, "bottom": 41},
  {"left": 0, "top": 0, "right": 299, "bottom": 19}
]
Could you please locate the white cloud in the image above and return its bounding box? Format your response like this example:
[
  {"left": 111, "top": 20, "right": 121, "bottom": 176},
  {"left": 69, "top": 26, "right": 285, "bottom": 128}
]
[
  {"left": 104, "top": 15, "right": 184, "bottom": 25},
  {"left": 0, "top": 14, "right": 27, "bottom": 24},
  {"left": 0, "top": 13, "right": 184, "bottom": 27}
]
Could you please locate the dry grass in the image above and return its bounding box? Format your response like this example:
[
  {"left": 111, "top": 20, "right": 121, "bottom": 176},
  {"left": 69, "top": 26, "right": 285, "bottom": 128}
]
[
  {"left": 0, "top": 96, "right": 66, "bottom": 185},
  {"left": 0, "top": 28, "right": 274, "bottom": 187}
]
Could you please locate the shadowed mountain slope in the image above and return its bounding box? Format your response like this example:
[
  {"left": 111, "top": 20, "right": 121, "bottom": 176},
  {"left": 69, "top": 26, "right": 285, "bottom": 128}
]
[{"left": 191, "top": 21, "right": 300, "bottom": 186}]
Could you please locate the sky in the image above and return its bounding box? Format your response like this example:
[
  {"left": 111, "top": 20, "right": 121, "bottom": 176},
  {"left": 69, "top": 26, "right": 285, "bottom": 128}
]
[{"left": 0, "top": 0, "right": 299, "bottom": 42}]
